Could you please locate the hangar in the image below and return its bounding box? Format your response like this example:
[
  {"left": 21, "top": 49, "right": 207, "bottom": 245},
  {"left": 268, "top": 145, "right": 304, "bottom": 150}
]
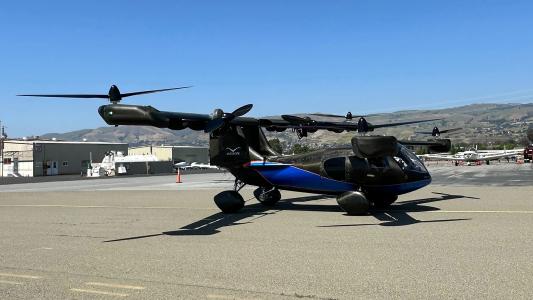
[
  {"left": 128, "top": 145, "right": 209, "bottom": 164},
  {"left": 0, "top": 140, "right": 128, "bottom": 177}
]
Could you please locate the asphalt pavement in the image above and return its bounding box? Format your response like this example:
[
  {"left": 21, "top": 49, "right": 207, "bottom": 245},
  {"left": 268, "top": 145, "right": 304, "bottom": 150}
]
[{"left": 0, "top": 163, "right": 532, "bottom": 299}]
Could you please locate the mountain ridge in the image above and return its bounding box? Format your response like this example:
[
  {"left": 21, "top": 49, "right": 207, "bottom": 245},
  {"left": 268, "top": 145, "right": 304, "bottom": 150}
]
[{"left": 38, "top": 103, "right": 533, "bottom": 147}]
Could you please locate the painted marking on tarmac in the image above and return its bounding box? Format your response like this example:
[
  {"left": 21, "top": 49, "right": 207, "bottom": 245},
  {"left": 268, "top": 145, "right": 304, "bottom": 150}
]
[
  {"left": 31, "top": 247, "right": 53, "bottom": 251},
  {"left": 431, "top": 210, "right": 533, "bottom": 214},
  {"left": 399, "top": 210, "right": 533, "bottom": 214},
  {"left": 207, "top": 294, "right": 260, "bottom": 300},
  {"left": 0, "top": 279, "right": 23, "bottom": 285},
  {"left": 0, "top": 204, "right": 216, "bottom": 210},
  {"left": 70, "top": 288, "right": 129, "bottom": 297},
  {"left": 0, "top": 272, "right": 42, "bottom": 279},
  {"left": 86, "top": 282, "right": 145, "bottom": 290}
]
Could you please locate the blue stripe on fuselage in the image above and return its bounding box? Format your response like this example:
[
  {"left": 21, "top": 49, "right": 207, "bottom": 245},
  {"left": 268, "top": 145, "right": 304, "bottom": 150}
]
[{"left": 251, "top": 164, "right": 356, "bottom": 194}]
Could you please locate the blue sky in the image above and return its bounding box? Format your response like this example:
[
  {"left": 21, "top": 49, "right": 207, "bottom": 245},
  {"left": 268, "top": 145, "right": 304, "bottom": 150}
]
[{"left": 1, "top": 1, "right": 533, "bottom": 137}]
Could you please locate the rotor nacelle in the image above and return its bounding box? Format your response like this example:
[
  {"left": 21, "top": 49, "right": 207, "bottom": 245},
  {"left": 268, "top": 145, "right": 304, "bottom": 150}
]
[
  {"left": 357, "top": 117, "right": 369, "bottom": 133},
  {"left": 432, "top": 126, "right": 440, "bottom": 137}
]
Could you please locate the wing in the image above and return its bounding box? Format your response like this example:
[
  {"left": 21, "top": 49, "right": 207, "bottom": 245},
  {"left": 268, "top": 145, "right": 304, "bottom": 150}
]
[
  {"left": 418, "top": 154, "right": 465, "bottom": 161},
  {"left": 477, "top": 151, "right": 521, "bottom": 161},
  {"left": 371, "top": 118, "right": 442, "bottom": 129}
]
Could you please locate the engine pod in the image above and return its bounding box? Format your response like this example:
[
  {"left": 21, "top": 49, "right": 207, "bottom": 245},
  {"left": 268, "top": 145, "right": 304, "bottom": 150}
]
[{"left": 351, "top": 136, "right": 398, "bottom": 158}]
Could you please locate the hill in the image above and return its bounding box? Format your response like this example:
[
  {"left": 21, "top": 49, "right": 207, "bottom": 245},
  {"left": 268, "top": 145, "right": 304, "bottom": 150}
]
[{"left": 40, "top": 103, "right": 533, "bottom": 147}]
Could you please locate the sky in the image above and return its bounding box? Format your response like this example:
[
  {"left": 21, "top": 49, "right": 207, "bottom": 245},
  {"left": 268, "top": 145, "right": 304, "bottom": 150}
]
[{"left": 1, "top": 0, "right": 533, "bottom": 137}]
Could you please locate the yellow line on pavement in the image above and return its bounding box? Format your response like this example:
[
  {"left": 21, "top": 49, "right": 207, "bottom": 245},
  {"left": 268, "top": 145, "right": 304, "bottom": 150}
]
[
  {"left": 0, "top": 204, "right": 215, "bottom": 210},
  {"left": 207, "top": 294, "right": 261, "bottom": 300},
  {"left": 0, "top": 272, "right": 42, "bottom": 279},
  {"left": 0, "top": 279, "right": 23, "bottom": 285},
  {"left": 426, "top": 210, "right": 533, "bottom": 214},
  {"left": 86, "top": 282, "right": 145, "bottom": 290},
  {"left": 70, "top": 288, "right": 129, "bottom": 297}
]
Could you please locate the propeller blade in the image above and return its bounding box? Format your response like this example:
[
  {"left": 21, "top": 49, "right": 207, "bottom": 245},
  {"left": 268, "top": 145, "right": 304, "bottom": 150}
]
[
  {"left": 120, "top": 86, "right": 192, "bottom": 98},
  {"left": 18, "top": 85, "right": 191, "bottom": 101},
  {"left": 372, "top": 118, "right": 442, "bottom": 129},
  {"left": 311, "top": 113, "right": 346, "bottom": 118},
  {"left": 204, "top": 118, "right": 226, "bottom": 133},
  {"left": 231, "top": 104, "right": 253, "bottom": 117},
  {"left": 310, "top": 113, "right": 365, "bottom": 119},
  {"left": 439, "top": 127, "right": 462, "bottom": 134},
  {"left": 17, "top": 94, "right": 108, "bottom": 98},
  {"left": 415, "top": 131, "right": 434, "bottom": 134}
]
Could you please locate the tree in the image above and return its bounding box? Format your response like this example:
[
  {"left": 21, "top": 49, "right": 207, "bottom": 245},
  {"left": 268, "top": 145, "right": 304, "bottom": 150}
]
[
  {"left": 291, "top": 144, "right": 312, "bottom": 154},
  {"left": 268, "top": 138, "right": 283, "bottom": 154},
  {"left": 415, "top": 147, "right": 428, "bottom": 155}
]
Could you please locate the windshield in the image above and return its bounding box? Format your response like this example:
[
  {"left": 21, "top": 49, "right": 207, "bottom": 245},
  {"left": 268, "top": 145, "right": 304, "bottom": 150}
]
[{"left": 396, "top": 144, "right": 428, "bottom": 173}]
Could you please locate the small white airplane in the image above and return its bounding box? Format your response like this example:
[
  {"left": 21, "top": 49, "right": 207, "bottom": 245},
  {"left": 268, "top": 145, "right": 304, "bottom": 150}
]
[
  {"left": 174, "top": 161, "right": 190, "bottom": 169},
  {"left": 179, "top": 162, "right": 219, "bottom": 170},
  {"left": 420, "top": 147, "right": 522, "bottom": 166}
]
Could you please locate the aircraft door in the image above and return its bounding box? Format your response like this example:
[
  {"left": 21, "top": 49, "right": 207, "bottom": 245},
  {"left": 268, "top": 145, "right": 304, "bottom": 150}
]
[{"left": 13, "top": 158, "right": 19, "bottom": 174}]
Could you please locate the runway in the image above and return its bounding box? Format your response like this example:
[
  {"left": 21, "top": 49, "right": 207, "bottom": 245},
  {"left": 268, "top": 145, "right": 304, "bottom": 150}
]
[{"left": 0, "top": 164, "right": 532, "bottom": 299}]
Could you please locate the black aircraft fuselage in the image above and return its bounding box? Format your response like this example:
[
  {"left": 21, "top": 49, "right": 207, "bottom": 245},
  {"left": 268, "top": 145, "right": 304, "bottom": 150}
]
[
  {"left": 21, "top": 84, "right": 447, "bottom": 214},
  {"left": 98, "top": 103, "right": 436, "bottom": 214}
]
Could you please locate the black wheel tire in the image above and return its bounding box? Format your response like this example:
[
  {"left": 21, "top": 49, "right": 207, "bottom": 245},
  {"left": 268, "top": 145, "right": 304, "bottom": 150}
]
[
  {"left": 336, "top": 191, "right": 370, "bottom": 215},
  {"left": 214, "top": 190, "right": 245, "bottom": 213},
  {"left": 253, "top": 187, "right": 281, "bottom": 206},
  {"left": 366, "top": 193, "right": 398, "bottom": 208}
]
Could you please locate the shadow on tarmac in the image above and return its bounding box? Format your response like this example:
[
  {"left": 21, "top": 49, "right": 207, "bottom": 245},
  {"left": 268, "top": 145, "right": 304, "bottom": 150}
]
[{"left": 103, "top": 192, "right": 478, "bottom": 242}]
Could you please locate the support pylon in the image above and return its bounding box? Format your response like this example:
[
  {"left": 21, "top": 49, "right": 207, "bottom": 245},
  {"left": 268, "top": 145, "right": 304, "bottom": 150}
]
[{"left": 176, "top": 169, "right": 182, "bottom": 183}]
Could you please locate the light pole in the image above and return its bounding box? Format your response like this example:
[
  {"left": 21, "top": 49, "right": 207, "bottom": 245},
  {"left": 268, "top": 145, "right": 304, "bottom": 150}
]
[{"left": 0, "top": 121, "right": 5, "bottom": 179}]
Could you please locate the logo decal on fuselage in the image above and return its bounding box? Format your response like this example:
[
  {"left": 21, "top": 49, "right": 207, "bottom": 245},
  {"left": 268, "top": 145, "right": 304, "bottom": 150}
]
[{"left": 225, "top": 147, "right": 241, "bottom": 156}]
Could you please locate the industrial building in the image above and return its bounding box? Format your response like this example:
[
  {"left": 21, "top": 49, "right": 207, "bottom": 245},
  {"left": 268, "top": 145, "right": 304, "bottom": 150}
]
[
  {"left": 128, "top": 145, "right": 209, "bottom": 164},
  {"left": 1, "top": 140, "right": 128, "bottom": 177}
]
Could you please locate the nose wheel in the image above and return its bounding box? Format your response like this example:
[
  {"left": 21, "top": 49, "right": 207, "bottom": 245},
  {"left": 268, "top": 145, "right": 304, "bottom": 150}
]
[
  {"left": 213, "top": 178, "right": 246, "bottom": 213},
  {"left": 214, "top": 190, "right": 245, "bottom": 213}
]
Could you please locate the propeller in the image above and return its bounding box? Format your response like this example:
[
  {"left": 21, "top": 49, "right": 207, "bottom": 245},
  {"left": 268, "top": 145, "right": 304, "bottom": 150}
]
[
  {"left": 416, "top": 126, "right": 462, "bottom": 137},
  {"left": 281, "top": 114, "right": 437, "bottom": 134},
  {"left": 288, "top": 114, "right": 369, "bottom": 133},
  {"left": 18, "top": 85, "right": 192, "bottom": 104},
  {"left": 204, "top": 104, "right": 253, "bottom": 133}
]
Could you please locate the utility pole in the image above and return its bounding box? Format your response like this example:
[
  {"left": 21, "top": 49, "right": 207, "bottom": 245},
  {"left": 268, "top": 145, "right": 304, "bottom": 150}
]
[{"left": 0, "top": 121, "right": 5, "bottom": 179}]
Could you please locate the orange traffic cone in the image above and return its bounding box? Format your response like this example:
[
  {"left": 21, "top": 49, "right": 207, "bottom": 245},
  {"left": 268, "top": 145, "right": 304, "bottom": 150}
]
[{"left": 176, "top": 169, "right": 182, "bottom": 183}]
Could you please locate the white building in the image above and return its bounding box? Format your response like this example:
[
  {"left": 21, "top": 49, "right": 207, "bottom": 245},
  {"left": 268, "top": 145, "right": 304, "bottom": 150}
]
[{"left": 1, "top": 140, "right": 128, "bottom": 177}]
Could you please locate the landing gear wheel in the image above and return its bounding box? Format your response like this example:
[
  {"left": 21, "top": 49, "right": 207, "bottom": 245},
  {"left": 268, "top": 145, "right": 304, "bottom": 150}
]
[
  {"left": 336, "top": 191, "right": 370, "bottom": 215},
  {"left": 253, "top": 187, "right": 281, "bottom": 206},
  {"left": 366, "top": 193, "right": 398, "bottom": 209},
  {"left": 214, "top": 190, "right": 245, "bottom": 213}
]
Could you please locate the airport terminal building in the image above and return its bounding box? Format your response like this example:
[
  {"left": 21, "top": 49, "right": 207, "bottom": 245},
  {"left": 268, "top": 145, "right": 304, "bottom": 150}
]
[
  {"left": 1, "top": 140, "right": 128, "bottom": 177},
  {"left": 128, "top": 145, "right": 209, "bottom": 164}
]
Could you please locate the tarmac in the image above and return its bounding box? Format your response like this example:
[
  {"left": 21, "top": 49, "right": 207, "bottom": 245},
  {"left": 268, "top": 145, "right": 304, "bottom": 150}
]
[{"left": 0, "top": 163, "right": 532, "bottom": 299}]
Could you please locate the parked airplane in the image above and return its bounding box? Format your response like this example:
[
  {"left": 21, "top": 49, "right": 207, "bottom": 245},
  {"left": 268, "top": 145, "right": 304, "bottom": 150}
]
[
  {"left": 181, "top": 162, "right": 220, "bottom": 170},
  {"left": 420, "top": 147, "right": 522, "bottom": 165},
  {"left": 173, "top": 161, "right": 190, "bottom": 170}
]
